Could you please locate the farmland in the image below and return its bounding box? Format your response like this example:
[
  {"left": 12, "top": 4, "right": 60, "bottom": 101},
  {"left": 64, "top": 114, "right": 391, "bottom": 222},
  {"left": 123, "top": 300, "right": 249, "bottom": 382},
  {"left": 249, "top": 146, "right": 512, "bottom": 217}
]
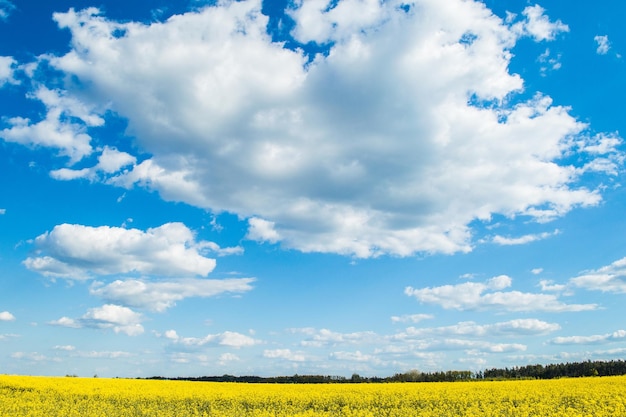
[{"left": 1, "top": 374, "right": 626, "bottom": 416}]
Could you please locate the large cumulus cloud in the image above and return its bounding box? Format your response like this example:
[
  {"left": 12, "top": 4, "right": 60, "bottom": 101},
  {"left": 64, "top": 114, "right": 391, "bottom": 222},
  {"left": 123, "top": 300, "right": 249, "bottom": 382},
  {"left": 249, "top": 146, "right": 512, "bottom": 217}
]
[{"left": 4, "top": 0, "right": 623, "bottom": 257}]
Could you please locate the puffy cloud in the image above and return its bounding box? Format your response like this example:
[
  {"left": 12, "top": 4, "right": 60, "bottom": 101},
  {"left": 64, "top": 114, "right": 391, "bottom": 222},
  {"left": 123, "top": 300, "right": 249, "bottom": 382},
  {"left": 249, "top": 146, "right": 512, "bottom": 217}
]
[
  {"left": 288, "top": 0, "right": 387, "bottom": 44},
  {"left": 108, "top": 159, "right": 214, "bottom": 209},
  {"left": 246, "top": 217, "right": 280, "bottom": 244},
  {"left": 50, "top": 146, "right": 136, "bottom": 181},
  {"left": 49, "top": 304, "right": 144, "bottom": 336},
  {"left": 164, "top": 329, "right": 260, "bottom": 348},
  {"left": 0, "top": 56, "right": 16, "bottom": 86},
  {"left": 510, "top": 5, "right": 569, "bottom": 41},
  {"left": 570, "top": 257, "right": 626, "bottom": 293},
  {"left": 405, "top": 275, "right": 597, "bottom": 312},
  {"left": 0, "top": 311, "right": 15, "bottom": 321},
  {"left": 12, "top": 0, "right": 622, "bottom": 258},
  {"left": 538, "top": 279, "right": 567, "bottom": 292},
  {"left": 48, "top": 316, "right": 80, "bottom": 328},
  {"left": 0, "top": 87, "right": 101, "bottom": 163},
  {"left": 24, "top": 222, "right": 217, "bottom": 280},
  {"left": 580, "top": 133, "right": 622, "bottom": 155},
  {"left": 594, "top": 35, "right": 611, "bottom": 55},
  {"left": 89, "top": 277, "right": 255, "bottom": 312}
]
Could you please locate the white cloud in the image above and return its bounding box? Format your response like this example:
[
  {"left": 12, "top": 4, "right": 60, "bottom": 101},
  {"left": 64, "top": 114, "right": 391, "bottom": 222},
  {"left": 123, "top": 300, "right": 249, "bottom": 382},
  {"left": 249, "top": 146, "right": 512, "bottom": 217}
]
[
  {"left": 263, "top": 348, "right": 306, "bottom": 362},
  {"left": 76, "top": 350, "right": 134, "bottom": 359},
  {"left": 53, "top": 345, "right": 76, "bottom": 351},
  {"left": 0, "top": 87, "right": 102, "bottom": 163},
  {"left": 12, "top": 0, "right": 621, "bottom": 258},
  {"left": 570, "top": 257, "right": 626, "bottom": 293},
  {"left": 246, "top": 217, "right": 280, "bottom": 244},
  {"left": 291, "top": 328, "right": 378, "bottom": 347},
  {"left": 329, "top": 350, "right": 378, "bottom": 363},
  {"left": 0, "top": 0, "right": 15, "bottom": 21},
  {"left": 76, "top": 304, "right": 143, "bottom": 336},
  {"left": 50, "top": 146, "right": 136, "bottom": 181},
  {"left": 218, "top": 352, "right": 241, "bottom": 365},
  {"left": 0, "top": 56, "right": 16, "bottom": 86},
  {"left": 594, "top": 35, "right": 610, "bottom": 55},
  {"left": 49, "top": 316, "right": 80, "bottom": 328},
  {"left": 538, "top": 279, "right": 567, "bottom": 292},
  {"left": 108, "top": 159, "right": 214, "bottom": 209},
  {"left": 382, "top": 338, "right": 527, "bottom": 354},
  {"left": 269, "top": 319, "right": 564, "bottom": 371},
  {"left": 537, "top": 48, "right": 562, "bottom": 76},
  {"left": 24, "top": 222, "right": 217, "bottom": 280},
  {"left": 288, "top": 0, "right": 386, "bottom": 44},
  {"left": 511, "top": 5, "right": 569, "bottom": 41},
  {"left": 197, "top": 241, "right": 244, "bottom": 257},
  {"left": 577, "top": 133, "right": 625, "bottom": 175},
  {"left": 49, "top": 304, "right": 144, "bottom": 336},
  {"left": 90, "top": 277, "right": 255, "bottom": 312},
  {"left": 164, "top": 329, "right": 260, "bottom": 348},
  {"left": 405, "top": 275, "right": 597, "bottom": 312},
  {"left": 11, "top": 352, "right": 52, "bottom": 362},
  {"left": 0, "top": 208, "right": 5, "bottom": 215},
  {"left": 0, "top": 311, "right": 15, "bottom": 321},
  {"left": 579, "top": 133, "right": 622, "bottom": 155},
  {"left": 395, "top": 319, "right": 560, "bottom": 340},
  {"left": 492, "top": 229, "right": 560, "bottom": 245},
  {"left": 390, "top": 313, "right": 434, "bottom": 324},
  {"left": 550, "top": 330, "right": 626, "bottom": 345}
]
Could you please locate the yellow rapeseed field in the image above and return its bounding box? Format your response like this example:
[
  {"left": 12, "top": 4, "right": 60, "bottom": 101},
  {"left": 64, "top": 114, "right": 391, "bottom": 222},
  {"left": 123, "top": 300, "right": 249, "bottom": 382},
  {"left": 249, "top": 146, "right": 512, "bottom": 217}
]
[{"left": 1, "top": 374, "right": 625, "bottom": 416}]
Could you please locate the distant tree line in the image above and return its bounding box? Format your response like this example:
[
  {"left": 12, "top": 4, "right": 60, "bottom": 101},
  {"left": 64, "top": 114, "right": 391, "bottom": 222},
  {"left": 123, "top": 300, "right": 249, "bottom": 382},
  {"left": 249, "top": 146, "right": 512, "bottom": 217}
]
[
  {"left": 480, "top": 359, "right": 626, "bottom": 380},
  {"left": 144, "top": 359, "right": 626, "bottom": 384}
]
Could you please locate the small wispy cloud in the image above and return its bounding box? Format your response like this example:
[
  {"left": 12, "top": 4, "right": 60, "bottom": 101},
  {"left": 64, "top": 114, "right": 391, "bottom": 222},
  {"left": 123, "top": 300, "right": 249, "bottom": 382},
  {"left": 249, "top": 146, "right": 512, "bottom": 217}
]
[
  {"left": 391, "top": 314, "right": 434, "bottom": 324},
  {"left": 492, "top": 230, "right": 560, "bottom": 246},
  {"left": 0, "top": 0, "right": 15, "bottom": 22},
  {"left": 405, "top": 275, "right": 596, "bottom": 313},
  {"left": 594, "top": 35, "right": 611, "bottom": 55},
  {"left": 53, "top": 345, "right": 76, "bottom": 351},
  {"left": 537, "top": 48, "right": 562, "bottom": 76},
  {"left": 550, "top": 330, "right": 626, "bottom": 345}
]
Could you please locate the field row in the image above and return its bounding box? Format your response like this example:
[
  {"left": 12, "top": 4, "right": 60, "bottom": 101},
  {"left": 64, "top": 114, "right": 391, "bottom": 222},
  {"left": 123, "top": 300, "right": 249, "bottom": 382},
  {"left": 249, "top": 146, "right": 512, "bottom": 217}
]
[{"left": 1, "top": 374, "right": 626, "bottom": 416}]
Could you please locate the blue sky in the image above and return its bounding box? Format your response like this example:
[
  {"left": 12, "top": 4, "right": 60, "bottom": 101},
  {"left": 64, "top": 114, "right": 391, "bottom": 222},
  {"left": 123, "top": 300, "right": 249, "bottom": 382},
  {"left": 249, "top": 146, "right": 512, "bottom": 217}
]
[{"left": 1, "top": 0, "right": 626, "bottom": 378}]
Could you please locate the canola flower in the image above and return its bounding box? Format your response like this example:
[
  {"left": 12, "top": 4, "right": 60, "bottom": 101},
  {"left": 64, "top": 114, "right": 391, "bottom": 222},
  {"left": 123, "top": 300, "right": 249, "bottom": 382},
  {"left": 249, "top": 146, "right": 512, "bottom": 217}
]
[{"left": 1, "top": 374, "right": 626, "bottom": 416}]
